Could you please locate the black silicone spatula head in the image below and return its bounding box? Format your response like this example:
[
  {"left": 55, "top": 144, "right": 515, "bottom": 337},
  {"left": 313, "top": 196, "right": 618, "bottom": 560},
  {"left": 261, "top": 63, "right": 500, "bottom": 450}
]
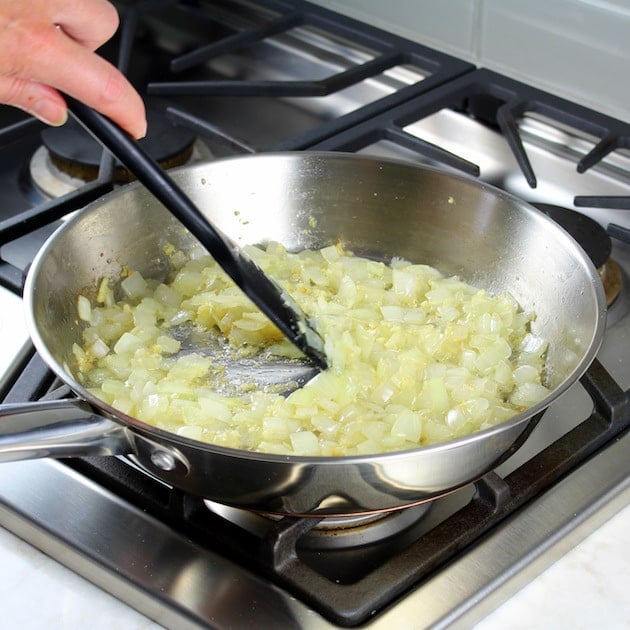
[{"left": 65, "top": 96, "right": 327, "bottom": 371}]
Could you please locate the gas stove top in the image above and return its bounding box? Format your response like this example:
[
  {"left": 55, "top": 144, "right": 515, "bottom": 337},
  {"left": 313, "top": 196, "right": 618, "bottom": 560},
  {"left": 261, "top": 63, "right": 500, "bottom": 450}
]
[{"left": 0, "top": 1, "right": 628, "bottom": 628}]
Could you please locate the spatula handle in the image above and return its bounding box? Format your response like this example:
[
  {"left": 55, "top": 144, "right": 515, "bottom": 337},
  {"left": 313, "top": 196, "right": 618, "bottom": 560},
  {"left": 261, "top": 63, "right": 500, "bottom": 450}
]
[
  {"left": 64, "top": 96, "right": 327, "bottom": 369},
  {"left": 65, "top": 96, "right": 244, "bottom": 283}
]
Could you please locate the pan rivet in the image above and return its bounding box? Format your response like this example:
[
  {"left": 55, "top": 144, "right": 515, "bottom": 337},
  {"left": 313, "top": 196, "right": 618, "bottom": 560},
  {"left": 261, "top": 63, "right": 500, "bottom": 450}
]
[{"left": 150, "top": 449, "right": 177, "bottom": 471}]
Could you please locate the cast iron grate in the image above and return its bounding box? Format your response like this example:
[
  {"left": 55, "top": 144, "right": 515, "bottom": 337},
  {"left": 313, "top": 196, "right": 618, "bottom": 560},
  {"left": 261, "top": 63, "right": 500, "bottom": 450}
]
[
  {"left": 310, "top": 67, "right": 630, "bottom": 203},
  {"left": 145, "top": 0, "right": 473, "bottom": 151}
]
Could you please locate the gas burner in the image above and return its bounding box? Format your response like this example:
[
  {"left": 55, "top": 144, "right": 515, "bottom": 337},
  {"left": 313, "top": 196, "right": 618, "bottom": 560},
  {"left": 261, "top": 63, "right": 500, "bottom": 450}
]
[
  {"left": 29, "top": 102, "right": 208, "bottom": 199},
  {"left": 535, "top": 203, "right": 622, "bottom": 306},
  {"left": 204, "top": 500, "right": 432, "bottom": 551}
]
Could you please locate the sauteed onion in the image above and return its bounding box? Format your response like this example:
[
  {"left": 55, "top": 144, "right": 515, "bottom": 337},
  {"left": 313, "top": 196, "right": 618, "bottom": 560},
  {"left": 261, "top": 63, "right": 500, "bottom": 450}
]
[{"left": 72, "top": 242, "right": 550, "bottom": 456}]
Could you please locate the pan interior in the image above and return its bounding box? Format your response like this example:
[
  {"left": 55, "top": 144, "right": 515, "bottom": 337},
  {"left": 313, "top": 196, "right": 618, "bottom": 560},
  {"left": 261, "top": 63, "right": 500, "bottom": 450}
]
[{"left": 27, "top": 153, "right": 604, "bottom": 433}]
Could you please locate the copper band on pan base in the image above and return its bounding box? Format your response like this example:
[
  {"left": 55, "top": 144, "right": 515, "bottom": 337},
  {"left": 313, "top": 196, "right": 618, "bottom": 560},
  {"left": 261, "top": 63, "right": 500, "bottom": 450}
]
[
  {"left": 600, "top": 258, "right": 622, "bottom": 307},
  {"left": 534, "top": 203, "right": 621, "bottom": 306}
]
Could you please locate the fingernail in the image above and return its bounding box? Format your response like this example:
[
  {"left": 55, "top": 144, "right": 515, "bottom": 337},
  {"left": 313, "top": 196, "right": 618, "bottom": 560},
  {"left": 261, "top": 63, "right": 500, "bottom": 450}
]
[
  {"left": 134, "top": 118, "right": 148, "bottom": 140},
  {"left": 30, "top": 99, "right": 68, "bottom": 127}
]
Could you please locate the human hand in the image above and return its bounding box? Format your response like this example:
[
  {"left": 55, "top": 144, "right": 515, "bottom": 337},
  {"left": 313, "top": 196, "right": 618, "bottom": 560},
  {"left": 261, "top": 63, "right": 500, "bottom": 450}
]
[{"left": 0, "top": 0, "right": 147, "bottom": 138}]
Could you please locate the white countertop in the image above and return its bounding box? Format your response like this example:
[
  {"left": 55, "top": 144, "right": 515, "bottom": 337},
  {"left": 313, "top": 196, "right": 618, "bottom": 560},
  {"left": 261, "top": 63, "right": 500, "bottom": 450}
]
[{"left": 0, "top": 503, "right": 628, "bottom": 629}]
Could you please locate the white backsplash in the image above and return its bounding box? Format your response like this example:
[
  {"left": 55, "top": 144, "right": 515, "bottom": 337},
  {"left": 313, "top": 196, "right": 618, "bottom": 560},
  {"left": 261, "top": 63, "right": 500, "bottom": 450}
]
[{"left": 310, "top": 0, "right": 630, "bottom": 123}]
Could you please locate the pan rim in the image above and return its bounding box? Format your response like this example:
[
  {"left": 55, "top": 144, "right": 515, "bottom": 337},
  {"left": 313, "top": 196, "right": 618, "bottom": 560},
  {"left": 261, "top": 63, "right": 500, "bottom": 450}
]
[{"left": 23, "top": 151, "right": 608, "bottom": 465}]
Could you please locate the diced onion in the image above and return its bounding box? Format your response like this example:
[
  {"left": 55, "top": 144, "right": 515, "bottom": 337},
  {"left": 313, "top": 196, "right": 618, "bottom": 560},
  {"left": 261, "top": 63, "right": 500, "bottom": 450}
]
[
  {"left": 121, "top": 270, "right": 149, "bottom": 299},
  {"left": 77, "top": 295, "right": 92, "bottom": 322},
  {"left": 74, "top": 242, "right": 550, "bottom": 456}
]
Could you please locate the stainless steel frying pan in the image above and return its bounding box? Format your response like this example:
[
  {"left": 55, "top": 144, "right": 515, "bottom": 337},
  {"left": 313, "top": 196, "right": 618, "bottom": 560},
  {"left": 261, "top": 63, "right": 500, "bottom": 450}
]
[{"left": 0, "top": 153, "right": 606, "bottom": 516}]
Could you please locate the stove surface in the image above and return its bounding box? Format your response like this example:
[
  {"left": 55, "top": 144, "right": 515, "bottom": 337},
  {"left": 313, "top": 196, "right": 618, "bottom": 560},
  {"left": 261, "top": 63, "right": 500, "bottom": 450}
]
[{"left": 0, "top": 1, "right": 628, "bottom": 628}]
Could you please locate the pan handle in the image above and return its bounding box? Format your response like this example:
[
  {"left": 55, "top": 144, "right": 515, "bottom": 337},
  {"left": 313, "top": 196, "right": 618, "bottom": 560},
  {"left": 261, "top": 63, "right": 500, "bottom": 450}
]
[{"left": 0, "top": 399, "right": 132, "bottom": 463}]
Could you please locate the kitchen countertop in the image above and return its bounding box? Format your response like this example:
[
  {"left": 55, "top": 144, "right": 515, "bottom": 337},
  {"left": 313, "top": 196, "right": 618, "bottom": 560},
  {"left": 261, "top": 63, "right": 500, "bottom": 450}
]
[{"left": 0, "top": 503, "right": 627, "bottom": 629}]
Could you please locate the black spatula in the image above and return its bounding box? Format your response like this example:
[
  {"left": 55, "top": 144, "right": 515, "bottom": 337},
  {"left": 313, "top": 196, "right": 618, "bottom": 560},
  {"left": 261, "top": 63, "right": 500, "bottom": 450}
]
[{"left": 65, "top": 97, "right": 327, "bottom": 370}]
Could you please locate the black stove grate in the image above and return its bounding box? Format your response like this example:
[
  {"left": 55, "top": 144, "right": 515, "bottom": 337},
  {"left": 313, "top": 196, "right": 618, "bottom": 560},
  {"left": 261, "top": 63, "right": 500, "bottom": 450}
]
[
  {"left": 310, "top": 67, "right": 630, "bottom": 199},
  {"left": 145, "top": 0, "right": 474, "bottom": 151}
]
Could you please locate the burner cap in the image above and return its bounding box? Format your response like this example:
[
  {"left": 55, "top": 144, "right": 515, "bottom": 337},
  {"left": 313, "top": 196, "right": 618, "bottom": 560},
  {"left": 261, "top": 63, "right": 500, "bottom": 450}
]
[
  {"left": 534, "top": 203, "right": 611, "bottom": 268},
  {"left": 41, "top": 101, "right": 196, "bottom": 182}
]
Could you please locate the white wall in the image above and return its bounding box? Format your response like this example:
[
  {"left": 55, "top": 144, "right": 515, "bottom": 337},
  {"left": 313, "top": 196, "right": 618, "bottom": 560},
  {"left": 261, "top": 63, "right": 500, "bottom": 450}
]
[{"left": 309, "top": 0, "right": 630, "bottom": 123}]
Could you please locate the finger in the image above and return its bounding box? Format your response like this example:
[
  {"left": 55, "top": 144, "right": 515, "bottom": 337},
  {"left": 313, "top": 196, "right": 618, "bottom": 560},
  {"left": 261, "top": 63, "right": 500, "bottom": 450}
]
[
  {"left": 0, "top": 5, "right": 146, "bottom": 138},
  {"left": 61, "top": 59, "right": 148, "bottom": 139},
  {"left": 52, "top": 0, "right": 120, "bottom": 50},
  {"left": 0, "top": 75, "right": 67, "bottom": 126},
  {"left": 26, "top": 32, "right": 147, "bottom": 138}
]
